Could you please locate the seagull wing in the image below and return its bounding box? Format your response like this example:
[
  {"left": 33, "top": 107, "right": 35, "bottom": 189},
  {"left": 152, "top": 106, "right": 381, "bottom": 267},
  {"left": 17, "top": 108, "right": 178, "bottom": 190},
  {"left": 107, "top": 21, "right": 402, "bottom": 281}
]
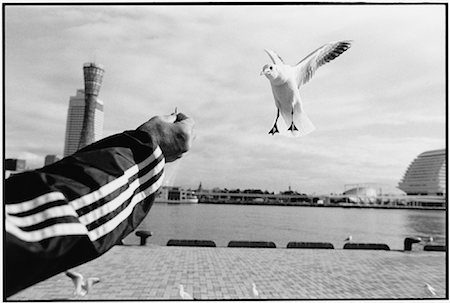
[
  {"left": 425, "top": 284, "right": 437, "bottom": 296},
  {"left": 264, "top": 49, "right": 284, "bottom": 65},
  {"left": 295, "top": 40, "right": 352, "bottom": 88},
  {"left": 65, "top": 271, "right": 83, "bottom": 287},
  {"left": 85, "top": 277, "right": 101, "bottom": 293},
  {"left": 65, "top": 271, "right": 86, "bottom": 296}
]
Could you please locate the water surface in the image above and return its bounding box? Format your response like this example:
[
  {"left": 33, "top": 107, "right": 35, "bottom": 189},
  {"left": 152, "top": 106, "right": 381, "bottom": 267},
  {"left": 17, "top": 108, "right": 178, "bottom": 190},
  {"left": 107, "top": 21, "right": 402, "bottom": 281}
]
[{"left": 124, "top": 203, "right": 446, "bottom": 250}]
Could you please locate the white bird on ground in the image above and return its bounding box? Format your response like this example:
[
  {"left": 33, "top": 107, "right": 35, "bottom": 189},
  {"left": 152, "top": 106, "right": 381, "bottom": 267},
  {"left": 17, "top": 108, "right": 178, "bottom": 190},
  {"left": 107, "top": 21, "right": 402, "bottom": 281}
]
[
  {"left": 261, "top": 41, "right": 352, "bottom": 137},
  {"left": 420, "top": 236, "right": 434, "bottom": 243},
  {"left": 179, "top": 284, "right": 194, "bottom": 300},
  {"left": 65, "top": 271, "right": 100, "bottom": 297},
  {"left": 251, "top": 282, "right": 259, "bottom": 298},
  {"left": 424, "top": 283, "right": 437, "bottom": 297},
  {"left": 344, "top": 235, "right": 352, "bottom": 242}
]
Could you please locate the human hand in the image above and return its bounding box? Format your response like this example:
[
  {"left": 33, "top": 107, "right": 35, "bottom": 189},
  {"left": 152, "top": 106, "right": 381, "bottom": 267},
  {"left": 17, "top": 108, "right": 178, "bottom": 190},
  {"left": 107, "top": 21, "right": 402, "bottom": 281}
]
[{"left": 137, "top": 113, "right": 195, "bottom": 163}]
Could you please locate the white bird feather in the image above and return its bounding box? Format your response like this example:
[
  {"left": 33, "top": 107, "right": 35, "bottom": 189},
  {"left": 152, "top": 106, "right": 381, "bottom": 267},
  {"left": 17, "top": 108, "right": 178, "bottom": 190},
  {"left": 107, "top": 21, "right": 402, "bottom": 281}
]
[
  {"left": 251, "top": 282, "right": 259, "bottom": 297},
  {"left": 261, "top": 41, "right": 352, "bottom": 137},
  {"left": 179, "top": 284, "right": 194, "bottom": 300},
  {"left": 65, "top": 271, "right": 100, "bottom": 297},
  {"left": 424, "top": 283, "right": 437, "bottom": 297}
]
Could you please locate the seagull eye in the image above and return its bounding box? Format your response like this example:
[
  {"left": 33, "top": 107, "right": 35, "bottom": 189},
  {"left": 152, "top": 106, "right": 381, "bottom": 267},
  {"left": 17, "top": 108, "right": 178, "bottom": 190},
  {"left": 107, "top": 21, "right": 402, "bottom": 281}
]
[{"left": 269, "top": 66, "right": 273, "bottom": 70}]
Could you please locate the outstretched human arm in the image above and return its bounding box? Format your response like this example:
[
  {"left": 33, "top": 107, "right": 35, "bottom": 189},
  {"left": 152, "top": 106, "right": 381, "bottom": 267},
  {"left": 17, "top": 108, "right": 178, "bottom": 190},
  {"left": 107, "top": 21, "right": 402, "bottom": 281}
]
[{"left": 5, "top": 113, "right": 194, "bottom": 297}]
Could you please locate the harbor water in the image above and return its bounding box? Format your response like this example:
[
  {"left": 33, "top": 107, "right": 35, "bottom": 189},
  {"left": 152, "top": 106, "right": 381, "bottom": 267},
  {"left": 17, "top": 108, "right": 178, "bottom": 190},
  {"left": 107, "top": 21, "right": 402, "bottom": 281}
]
[{"left": 125, "top": 203, "right": 446, "bottom": 250}]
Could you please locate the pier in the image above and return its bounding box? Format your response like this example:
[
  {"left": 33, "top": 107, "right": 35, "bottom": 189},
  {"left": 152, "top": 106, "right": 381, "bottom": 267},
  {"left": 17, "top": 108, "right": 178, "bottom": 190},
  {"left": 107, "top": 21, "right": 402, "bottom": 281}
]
[
  {"left": 8, "top": 245, "right": 446, "bottom": 300},
  {"left": 196, "top": 191, "right": 446, "bottom": 210}
]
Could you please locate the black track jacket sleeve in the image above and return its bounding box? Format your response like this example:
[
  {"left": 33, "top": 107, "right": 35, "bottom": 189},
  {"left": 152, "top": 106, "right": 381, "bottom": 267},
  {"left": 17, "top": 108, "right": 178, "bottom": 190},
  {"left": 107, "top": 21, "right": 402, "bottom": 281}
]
[{"left": 4, "top": 129, "right": 165, "bottom": 297}]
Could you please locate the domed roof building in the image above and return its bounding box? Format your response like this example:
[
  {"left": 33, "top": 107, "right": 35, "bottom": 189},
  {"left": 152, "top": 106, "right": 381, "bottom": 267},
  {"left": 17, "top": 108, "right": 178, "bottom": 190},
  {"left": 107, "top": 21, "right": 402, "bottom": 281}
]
[
  {"left": 343, "top": 186, "right": 379, "bottom": 203},
  {"left": 398, "top": 149, "right": 446, "bottom": 196}
]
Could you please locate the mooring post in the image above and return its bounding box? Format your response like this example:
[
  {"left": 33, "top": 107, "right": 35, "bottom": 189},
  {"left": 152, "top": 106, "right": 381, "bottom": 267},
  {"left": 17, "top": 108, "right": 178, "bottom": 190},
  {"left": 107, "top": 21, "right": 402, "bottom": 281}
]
[
  {"left": 135, "top": 230, "right": 153, "bottom": 246},
  {"left": 404, "top": 237, "right": 421, "bottom": 251}
]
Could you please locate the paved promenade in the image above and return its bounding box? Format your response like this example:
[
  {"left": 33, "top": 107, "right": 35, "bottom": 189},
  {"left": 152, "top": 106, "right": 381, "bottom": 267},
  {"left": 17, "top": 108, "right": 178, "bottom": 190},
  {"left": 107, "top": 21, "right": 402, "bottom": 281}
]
[{"left": 8, "top": 245, "right": 446, "bottom": 301}]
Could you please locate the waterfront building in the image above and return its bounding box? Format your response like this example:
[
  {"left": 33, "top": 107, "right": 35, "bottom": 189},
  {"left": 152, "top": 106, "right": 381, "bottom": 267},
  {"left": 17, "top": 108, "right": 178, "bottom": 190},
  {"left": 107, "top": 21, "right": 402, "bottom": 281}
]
[
  {"left": 398, "top": 149, "right": 446, "bottom": 195},
  {"left": 5, "top": 158, "right": 26, "bottom": 179},
  {"left": 5, "top": 158, "right": 26, "bottom": 171},
  {"left": 44, "top": 155, "right": 61, "bottom": 166},
  {"left": 78, "top": 62, "right": 105, "bottom": 149},
  {"left": 63, "top": 89, "right": 104, "bottom": 157},
  {"left": 343, "top": 185, "right": 380, "bottom": 204}
]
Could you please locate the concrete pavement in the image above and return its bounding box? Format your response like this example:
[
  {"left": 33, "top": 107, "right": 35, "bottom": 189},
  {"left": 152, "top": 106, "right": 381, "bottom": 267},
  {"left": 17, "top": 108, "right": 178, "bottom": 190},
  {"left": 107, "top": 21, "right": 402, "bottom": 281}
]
[{"left": 7, "top": 245, "right": 447, "bottom": 300}]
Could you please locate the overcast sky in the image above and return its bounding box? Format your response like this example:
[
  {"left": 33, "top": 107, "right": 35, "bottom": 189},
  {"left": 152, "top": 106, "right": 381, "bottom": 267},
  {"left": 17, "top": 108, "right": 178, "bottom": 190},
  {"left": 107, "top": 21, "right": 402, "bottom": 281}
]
[{"left": 5, "top": 4, "right": 446, "bottom": 194}]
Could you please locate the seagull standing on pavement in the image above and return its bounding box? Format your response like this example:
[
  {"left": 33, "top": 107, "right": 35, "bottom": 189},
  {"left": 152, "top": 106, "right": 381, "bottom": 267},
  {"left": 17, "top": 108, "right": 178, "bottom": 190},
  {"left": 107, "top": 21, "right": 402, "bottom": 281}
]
[
  {"left": 65, "top": 271, "right": 100, "bottom": 297},
  {"left": 179, "top": 284, "right": 194, "bottom": 300},
  {"left": 424, "top": 283, "right": 437, "bottom": 297},
  {"left": 420, "top": 236, "right": 434, "bottom": 244},
  {"left": 251, "top": 282, "right": 259, "bottom": 298},
  {"left": 261, "top": 40, "right": 352, "bottom": 137}
]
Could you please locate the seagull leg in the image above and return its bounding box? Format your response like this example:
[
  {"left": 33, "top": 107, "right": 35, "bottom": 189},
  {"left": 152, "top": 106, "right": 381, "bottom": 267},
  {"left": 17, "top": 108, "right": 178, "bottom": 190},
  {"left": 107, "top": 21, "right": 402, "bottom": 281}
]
[
  {"left": 287, "top": 109, "right": 298, "bottom": 131},
  {"left": 268, "top": 109, "right": 280, "bottom": 135}
]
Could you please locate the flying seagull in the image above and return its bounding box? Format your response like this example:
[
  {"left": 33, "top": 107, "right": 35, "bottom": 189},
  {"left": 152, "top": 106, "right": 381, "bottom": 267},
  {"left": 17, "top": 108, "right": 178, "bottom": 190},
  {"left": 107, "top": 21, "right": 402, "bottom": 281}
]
[
  {"left": 65, "top": 271, "right": 100, "bottom": 297},
  {"left": 344, "top": 235, "right": 352, "bottom": 242},
  {"left": 261, "top": 40, "right": 352, "bottom": 136},
  {"left": 179, "top": 284, "right": 194, "bottom": 300}
]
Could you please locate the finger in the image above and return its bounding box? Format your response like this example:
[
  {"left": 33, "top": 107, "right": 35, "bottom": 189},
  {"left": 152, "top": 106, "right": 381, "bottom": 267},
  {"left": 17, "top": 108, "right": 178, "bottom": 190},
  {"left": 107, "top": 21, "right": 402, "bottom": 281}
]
[
  {"left": 175, "top": 113, "right": 195, "bottom": 128},
  {"left": 159, "top": 114, "right": 177, "bottom": 124},
  {"left": 175, "top": 113, "right": 188, "bottom": 122}
]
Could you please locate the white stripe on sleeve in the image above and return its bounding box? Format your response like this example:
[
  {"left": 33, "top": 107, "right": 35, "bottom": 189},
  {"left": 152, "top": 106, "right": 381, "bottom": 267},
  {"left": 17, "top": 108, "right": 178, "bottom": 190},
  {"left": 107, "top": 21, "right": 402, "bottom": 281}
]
[
  {"left": 88, "top": 169, "right": 165, "bottom": 241},
  {"left": 70, "top": 147, "right": 162, "bottom": 211},
  {"left": 79, "top": 159, "right": 165, "bottom": 226},
  {"left": 6, "top": 192, "right": 66, "bottom": 214},
  {"left": 5, "top": 219, "right": 88, "bottom": 242},
  {"left": 6, "top": 205, "right": 79, "bottom": 227}
]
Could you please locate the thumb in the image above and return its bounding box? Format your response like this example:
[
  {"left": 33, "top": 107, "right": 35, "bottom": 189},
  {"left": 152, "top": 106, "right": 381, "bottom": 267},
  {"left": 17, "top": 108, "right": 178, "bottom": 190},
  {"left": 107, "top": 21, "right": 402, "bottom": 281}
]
[{"left": 159, "top": 113, "right": 177, "bottom": 124}]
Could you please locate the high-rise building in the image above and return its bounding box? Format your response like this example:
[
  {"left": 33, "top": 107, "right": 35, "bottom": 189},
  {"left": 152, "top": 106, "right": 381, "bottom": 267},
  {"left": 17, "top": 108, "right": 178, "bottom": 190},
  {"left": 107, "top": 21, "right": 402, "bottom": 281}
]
[
  {"left": 398, "top": 149, "right": 446, "bottom": 195},
  {"left": 5, "top": 159, "right": 26, "bottom": 171},
  {"left": 44, "top": 154, "right": 61, "bottom": 166},
  {"left": 5, "top": 158, "right": 26, "bottom": 179},
  {"left": 78, "top": 62, "right": 105, "bottom": 149},
  {"left": 63, "top": 89, "right": 104, "bottom": 157}
]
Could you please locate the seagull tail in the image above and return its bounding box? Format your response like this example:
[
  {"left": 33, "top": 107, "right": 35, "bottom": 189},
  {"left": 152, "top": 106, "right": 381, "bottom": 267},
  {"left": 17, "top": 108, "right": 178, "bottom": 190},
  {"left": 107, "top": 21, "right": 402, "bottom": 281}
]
[{"left": 292, "top": 110, "right": 315, "bottom": 137}]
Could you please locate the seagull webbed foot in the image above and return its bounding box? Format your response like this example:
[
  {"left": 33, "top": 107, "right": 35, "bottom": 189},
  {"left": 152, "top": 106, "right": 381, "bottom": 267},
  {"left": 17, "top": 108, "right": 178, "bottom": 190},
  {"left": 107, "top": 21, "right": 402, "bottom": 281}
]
[
  {"left": 288, "top": 122, "right": 298, "bottom": 131},
  {"left": 268, "top": 124, "right": 279, "bottom": 135}
]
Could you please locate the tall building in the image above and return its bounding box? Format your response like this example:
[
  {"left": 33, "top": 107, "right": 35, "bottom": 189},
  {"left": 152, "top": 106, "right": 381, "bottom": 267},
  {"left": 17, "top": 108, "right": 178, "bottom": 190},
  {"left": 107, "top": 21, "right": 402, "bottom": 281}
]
[
  {"left": 5, "top": 159, "right": 26, "bottom": 171},
  {"left": 78, "top": 62, "right": 105, "bottom": 149},
  {"left": 398, "top": 149, "right": 446, "bottom": 195},
  {"left": 63, "top": 89, "right": 104, "bottom": 157},
  {"left": 5, "top": 158, "right": 26, "bottom": 179},
  {"left": 44, "top": 154, "right": 61, "bottom": 166}
]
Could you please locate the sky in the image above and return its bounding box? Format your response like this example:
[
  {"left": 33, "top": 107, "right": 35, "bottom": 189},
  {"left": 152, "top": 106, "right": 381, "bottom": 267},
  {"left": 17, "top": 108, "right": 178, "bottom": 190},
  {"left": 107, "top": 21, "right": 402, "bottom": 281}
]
[{"left": 4, "top": 3, "right": 447, "bottom": 194}]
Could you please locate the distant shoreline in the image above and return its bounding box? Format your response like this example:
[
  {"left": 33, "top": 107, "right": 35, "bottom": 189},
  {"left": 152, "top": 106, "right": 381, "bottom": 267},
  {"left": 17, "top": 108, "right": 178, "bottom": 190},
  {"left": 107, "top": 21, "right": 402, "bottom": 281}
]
[{"left": 198, "top": 200, "right": 445, "bottom": 211}]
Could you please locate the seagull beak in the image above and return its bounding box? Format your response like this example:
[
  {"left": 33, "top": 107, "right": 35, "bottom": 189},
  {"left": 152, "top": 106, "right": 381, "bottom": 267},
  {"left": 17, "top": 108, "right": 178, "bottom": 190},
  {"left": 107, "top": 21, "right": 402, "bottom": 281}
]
[{"left": 260, "top": 70, "right": 264, "bottom": 76}]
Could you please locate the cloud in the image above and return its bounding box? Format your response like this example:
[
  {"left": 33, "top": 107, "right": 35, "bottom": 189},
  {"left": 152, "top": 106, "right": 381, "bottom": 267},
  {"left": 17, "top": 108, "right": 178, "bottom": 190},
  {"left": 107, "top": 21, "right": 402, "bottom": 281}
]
[{"left": 5, "top": 4, "right": 446, "bottom": 194}]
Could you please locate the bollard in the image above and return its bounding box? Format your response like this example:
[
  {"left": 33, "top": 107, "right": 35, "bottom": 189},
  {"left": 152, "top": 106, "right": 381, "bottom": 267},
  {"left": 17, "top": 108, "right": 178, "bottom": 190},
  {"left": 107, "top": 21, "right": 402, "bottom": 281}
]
[
  {"left": 424, "top": 245, "right": 446, "bottom": 252},
  {"left": 227, "top": 241, "right": 276, "bottom": 248},
  {"left": 287, "top": 242, "right": 334, "bottom": 249},
  {"left": 343, "top": 243, "right": 390, "bottom": 251},
  {"left": 135, "top": 230, "right": 152, "bottom": 246},
  {"left": 404, "top": 237, "right": 421, "bottom": 251},
  {"left": 166, "top": 239, "right": 216, "bottom": 247}
]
